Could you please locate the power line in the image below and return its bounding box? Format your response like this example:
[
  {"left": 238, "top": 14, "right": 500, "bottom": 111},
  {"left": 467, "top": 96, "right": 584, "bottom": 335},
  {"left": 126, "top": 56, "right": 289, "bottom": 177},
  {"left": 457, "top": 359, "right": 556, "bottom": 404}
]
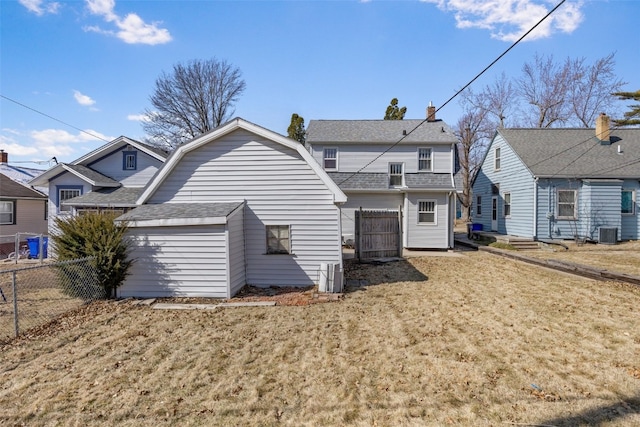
[
  {"left": 338, "top": 0, "right": 567, "bottom": 186},
  {"left": 0, "top": 94, "right": 111, "bottom": 143}
]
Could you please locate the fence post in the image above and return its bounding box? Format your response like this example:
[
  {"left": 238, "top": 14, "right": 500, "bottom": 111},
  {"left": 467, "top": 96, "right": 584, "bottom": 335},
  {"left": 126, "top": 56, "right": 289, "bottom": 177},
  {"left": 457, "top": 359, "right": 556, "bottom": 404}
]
[
  {"left": 14, "top": 233, "right": 19, "bottom": 264},
  {"left": 12, "top": 270, "right": 19, "bottom": 337}
]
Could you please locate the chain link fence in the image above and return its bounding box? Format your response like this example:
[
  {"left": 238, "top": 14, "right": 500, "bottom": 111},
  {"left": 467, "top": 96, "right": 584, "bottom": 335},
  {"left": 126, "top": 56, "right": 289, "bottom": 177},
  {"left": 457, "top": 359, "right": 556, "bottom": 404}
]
[{"left": 0, "top": 257, "right": 102, "bottom": 343}]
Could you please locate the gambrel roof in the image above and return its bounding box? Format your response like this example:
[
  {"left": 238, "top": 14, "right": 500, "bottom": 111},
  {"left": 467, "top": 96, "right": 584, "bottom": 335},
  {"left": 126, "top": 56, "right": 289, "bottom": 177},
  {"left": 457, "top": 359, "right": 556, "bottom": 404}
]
[
  {"left": 306, "top": 120, "right": 458, "bottom": 144},
  {"left": 498, "top": 128, "right": 640, "bottom": 179}
]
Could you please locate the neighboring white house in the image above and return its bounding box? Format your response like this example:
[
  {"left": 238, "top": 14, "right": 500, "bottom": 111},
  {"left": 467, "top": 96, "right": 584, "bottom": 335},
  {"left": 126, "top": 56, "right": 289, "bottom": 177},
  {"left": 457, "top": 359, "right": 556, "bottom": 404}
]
[
  {"left": 29, "top": 136, "right": 168, "bottom": 233},
  {"left": 115, "top": 118, "right": 347, "bottom": 298},
  {"left": 306, "top": 105, "right": 462, "bottom": 249}
]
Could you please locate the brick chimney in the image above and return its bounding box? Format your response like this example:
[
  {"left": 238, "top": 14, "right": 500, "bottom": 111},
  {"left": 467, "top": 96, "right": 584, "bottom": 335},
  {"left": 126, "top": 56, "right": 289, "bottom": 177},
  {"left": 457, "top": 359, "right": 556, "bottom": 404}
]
[
  {"left": 596, "top": 112, "right": 610, "bottom": 144},
  {"left": 426, "top": 102, "right": 436, "bottom": 122},
  {"left": 0, "top": 150, "right": 7, "bottom": 163}
]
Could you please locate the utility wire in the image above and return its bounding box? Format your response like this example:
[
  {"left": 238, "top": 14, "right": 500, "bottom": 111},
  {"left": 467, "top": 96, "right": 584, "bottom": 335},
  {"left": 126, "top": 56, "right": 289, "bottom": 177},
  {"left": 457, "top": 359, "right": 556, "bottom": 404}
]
[
  {"left": 338, "top": 0, "right": 567, "bottom": 185},
  {"left": 0, "top": 94, "right": 111, "bottom": 143}
]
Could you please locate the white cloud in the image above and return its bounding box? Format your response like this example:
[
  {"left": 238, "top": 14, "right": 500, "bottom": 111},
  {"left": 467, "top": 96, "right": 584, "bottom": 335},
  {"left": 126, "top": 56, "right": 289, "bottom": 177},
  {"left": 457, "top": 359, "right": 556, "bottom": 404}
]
[
  {"left": 19, "top": 0, "right": 60, "bottom": 16},
  {"left": 73, "top": 90, "right": 96, "bottom": 107},
  {"left": 127, "top": 113, "right": 151, "bottom": 122},
  {"left": 422, "top": 0, "right": 584, "bottom": 42},
  {"left": 84, "top": 0, "right": 172, "bottom": 45}
]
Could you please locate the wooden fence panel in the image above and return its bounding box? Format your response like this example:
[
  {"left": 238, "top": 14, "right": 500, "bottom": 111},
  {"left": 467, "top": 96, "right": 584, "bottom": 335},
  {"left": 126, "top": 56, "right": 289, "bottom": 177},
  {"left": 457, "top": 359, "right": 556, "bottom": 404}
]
[{"left": 355, "top": 209, "right": 402, "bottom": 260}]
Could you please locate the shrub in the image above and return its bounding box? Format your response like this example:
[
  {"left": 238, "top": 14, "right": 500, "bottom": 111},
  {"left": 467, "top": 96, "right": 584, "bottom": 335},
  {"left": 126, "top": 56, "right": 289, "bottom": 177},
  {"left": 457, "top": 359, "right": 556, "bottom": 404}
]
[{"left": 51, "top": 212, "right": 133, "bottom": 299}]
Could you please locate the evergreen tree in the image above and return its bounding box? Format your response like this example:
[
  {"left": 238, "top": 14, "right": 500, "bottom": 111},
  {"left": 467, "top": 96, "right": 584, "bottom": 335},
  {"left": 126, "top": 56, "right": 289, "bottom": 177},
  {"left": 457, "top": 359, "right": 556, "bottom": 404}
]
[
  {"left": 287, "top": 113, "right": 306, "bottom": 143},
  {"left": 384, "top": 98, "right": 406, "bottom": 120},
  {"left": 612, "top": 90, "right": 640, "bottom": 126}
]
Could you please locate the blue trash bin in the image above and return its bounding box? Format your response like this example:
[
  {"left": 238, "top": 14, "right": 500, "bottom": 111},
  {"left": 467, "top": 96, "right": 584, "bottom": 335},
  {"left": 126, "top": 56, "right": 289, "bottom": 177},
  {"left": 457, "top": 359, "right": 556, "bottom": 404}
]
[{"left": 26, "top": 237, "right": 48, "bottom": 259}]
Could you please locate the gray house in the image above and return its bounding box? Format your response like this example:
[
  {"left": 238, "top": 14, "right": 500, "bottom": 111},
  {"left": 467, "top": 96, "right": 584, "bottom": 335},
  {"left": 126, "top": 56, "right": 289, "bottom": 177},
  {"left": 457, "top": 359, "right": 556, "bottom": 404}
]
[
  {"left": 472, "top": 113, "right": 639, "bottom": 243},
  {"left": 306, "top": 106, "right": 462, "bottom": 250}
]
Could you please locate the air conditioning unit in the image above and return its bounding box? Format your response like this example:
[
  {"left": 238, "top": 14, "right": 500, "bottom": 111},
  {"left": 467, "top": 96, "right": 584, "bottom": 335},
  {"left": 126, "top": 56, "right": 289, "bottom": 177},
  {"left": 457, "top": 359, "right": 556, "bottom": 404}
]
[{"left": 598, "top": 227, "right": 618, "bottom": 245}]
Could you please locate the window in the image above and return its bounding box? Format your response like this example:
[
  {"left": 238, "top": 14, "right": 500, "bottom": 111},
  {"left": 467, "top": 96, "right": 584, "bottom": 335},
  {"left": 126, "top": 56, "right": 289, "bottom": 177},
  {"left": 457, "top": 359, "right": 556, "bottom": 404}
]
[
  {"left": 494, "top": 147, "right": 501, "bottom": 170},
  {"left": 123, "top": 151, "right": 137, "bottom": 170},
  {"left": 418, "top": 200, "right": 436, "bottom": 224},
  {"left": 418, "top": 148, "right": 432, "bottom": 171},
  {"left": 389, "top": 163, "right": 404, "bottom": 187},
  {"left": 323, "top": 148, "right": 337, "bottom": 170},
  {"left": 57, "top": 186, "right": 82, "bottom": 213},
  {"left": 503, "top": 192, "right": 511, "bottom": 217},
  {"left": 44, "top": 201, "right": 48, "bottom": 220},
  {"left": 476, "top": 196, "right": 482, "bottom": 216},
  {"left": 557, "top": 189, "right": 577, "bottom": 219},
  {"left": 0, "top": 200, "right": 15, "bottom": 225},
  {"left": 622, "top": 190, "right": 635, "bottom": 215},
  {"left": 266, "top": 225, "right": 290, "bottom": 254}
]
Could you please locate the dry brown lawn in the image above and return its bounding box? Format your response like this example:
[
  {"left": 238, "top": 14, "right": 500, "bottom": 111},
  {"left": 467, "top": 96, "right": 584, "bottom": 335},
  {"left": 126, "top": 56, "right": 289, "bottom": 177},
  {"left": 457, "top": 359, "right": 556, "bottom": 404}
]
[{"left": 1, "top": 251, "right": 639, "bottom": 426}]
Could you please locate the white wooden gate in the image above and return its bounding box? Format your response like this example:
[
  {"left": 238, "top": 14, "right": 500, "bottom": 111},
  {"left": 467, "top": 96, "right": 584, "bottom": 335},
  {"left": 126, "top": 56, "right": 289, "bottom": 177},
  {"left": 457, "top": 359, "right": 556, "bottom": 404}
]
[{"left": 354, "top": 208, "right": 402, "bottom": 260}]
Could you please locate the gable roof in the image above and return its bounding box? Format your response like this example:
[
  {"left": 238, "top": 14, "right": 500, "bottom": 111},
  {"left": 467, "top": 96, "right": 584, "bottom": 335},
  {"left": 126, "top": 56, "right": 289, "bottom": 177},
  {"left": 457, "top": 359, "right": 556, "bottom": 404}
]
[
  {"left": 29, "top": 163, "right": 121, "bottom": 187},
  {"left": 137, "top": 118, "right": 347, "bottom": 204},
  {"left": 306, "top": 120, "right": 457, "bottom": 144},
  {"left": 0, "top": 173, "right": 47, "bottom": 199},
  {"left": 73, "top": 136, "right": 168, "bottom": 165},
  {"left": 498, "top": 128, "right": 640, "bottom": 179}
]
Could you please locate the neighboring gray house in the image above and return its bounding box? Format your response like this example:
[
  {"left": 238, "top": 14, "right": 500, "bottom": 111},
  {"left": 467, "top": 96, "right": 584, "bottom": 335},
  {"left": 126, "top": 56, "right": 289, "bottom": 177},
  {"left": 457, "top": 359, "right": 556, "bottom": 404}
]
[
  {"left": 115, "top": 118, "right": 347, "bottom": 298},
  {"left": 306, "top": 106, "right": 462, "bottom": 250},
  {"left": 472, "top": 113, "right": 640, "bottom": 243},
  {"left": 29, "top": 136, "right": 168, "bottom": 232}
]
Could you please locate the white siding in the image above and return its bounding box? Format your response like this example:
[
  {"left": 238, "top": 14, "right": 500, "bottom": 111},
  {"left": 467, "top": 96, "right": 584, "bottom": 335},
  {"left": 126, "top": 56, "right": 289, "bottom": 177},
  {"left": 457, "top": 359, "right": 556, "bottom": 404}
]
[
  {"left": 405, "top": 192, "right": 450, "bottom": 249},
  {"left": 227, "top": 206, "right": 246, "bottom": 296},
  {"left": 149, "top": 129, "right": 342, "bottom": 287},
  {"left": 89, "top": 150, "right": 163, "bottom": 188},
  {"left": 120, "top": 225, "right": 229, "bottom": 298},
  {"left": 311, "top": 144, "right": 453, "bottom": 173},
  {"left": 339, "top": 193, "right": 403, "bottom": 241}
]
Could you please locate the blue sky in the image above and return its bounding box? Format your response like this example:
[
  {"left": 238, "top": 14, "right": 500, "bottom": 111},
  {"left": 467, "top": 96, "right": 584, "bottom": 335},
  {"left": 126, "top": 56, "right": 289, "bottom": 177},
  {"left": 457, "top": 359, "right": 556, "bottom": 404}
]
[{"left": 1, "top": 0, "right": 638, "bottom": 165}]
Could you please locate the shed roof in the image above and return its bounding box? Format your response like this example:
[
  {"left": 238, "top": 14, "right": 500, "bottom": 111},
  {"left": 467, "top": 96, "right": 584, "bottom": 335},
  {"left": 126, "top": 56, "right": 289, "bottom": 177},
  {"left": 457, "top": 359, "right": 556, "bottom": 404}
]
[
  {"left": 306, "top": 120, "right": 457, "bottom": 144},
  {"left": 116, "top": 202, "right": 244, "bottom": 227},
  {"left": 499, "top": 128, "right": 640, "bottom": 179},
  {"left": 62, "top": 187, "right": 143, "bottom": 207},
  {"left": 327, "top": 172, "right": 457, "bottom": 191}
]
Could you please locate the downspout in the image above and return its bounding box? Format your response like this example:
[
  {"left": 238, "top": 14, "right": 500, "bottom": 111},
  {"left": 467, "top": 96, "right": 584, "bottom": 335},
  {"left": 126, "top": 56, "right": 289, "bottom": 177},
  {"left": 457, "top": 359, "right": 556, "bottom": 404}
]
[
  {"left": 448, "top": 191, "right": 453, "bottom": 249},
  {"left": 533, "top": 177, "right": 538, "bottom": 239}
]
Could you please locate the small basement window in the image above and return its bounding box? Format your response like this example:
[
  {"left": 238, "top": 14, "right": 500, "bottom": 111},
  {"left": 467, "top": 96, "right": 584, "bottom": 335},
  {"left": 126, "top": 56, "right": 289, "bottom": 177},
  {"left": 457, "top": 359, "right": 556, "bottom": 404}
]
[{"left": 266, "top": 225, "right": 290, "bottom": 254}]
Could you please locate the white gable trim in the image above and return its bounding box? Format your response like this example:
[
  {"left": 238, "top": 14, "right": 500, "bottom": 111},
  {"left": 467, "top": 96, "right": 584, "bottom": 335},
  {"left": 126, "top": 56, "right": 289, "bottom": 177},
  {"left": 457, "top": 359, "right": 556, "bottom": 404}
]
[
  {"left": 136, "top": 118, "right": 347, "bottom": 204},
  {"left": 73, "top": 136, "right": 167, "bottom": 165}
]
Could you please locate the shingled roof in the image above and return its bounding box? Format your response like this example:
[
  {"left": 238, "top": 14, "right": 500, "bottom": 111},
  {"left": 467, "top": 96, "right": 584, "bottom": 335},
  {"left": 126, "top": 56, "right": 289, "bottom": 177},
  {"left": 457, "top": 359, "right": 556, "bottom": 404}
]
[
  {"left": 327, "top": 172, "right": 458, "bottom": 191},
  {"left": 306, "top": 120, "right": 457, "bottom": 144},
  {"left": 0, "top": 173, "right": 47, "bottom": 199},
  {"left": 499, "top": 128, "right": 640, "bottom": 179}
]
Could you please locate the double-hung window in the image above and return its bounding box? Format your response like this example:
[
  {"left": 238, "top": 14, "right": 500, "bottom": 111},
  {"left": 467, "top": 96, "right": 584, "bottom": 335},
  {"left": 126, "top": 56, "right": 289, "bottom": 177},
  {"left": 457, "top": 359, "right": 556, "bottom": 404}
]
[
  {"left": 622, "top": 190, "right": 635, "bottom": 215},
  {"left": 476, "top": 196, "right": 482, "bottom": 216},
  {"left": 557, "top": 189, "right": 577, "bottom": 219},
  {"left": 0, "top": 200, "right": 15, "bottom": 225},
  {"left": 58, "top": 186, "right": 82, "bottom": 213},
  {"left": 266, "top": 225, "right": 291, "bottom": 254},
  {"left": 418, "top": 148, "right": 432, "bottom": 171},
  {"left": 503, "top": 192, "right": 511, "bottom": 217},
  {"left": 389, "top": 163, "right": 404, "bottom": 187},
  {"left": 323, "top": 148, "right": 337, "bottom": 170},
  {"left": 418, "top": 200, "right": 436, "bottom": 224},
  {"left": 123, "top": 151, "right": 137, "bottom": 170},
  {"left": 494, "top": 147, "right": 501, "bottom": 170}
]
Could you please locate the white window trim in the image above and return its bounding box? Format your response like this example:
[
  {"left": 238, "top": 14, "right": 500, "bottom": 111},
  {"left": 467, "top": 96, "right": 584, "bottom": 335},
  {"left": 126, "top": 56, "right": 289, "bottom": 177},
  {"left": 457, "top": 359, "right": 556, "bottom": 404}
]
[
  {"left": 556, "top": 189, "right": 577, "bottom": 220},
  {"left": 494, "top": 147, "right": 501, "bottom": 171},
  {"left": 389, "top": 162, "right": 404, "bottom": 187},
  {"left": 503, "top": 192, "right": 511, "bottom": 218},
  {"left": 417, "top": 147, "right": 433, "bottom": 172},
  {"left": 323, "top": 147, "right": 338, "bottom": 171},
  {"left": 0, "top": 200, "right": 15, "bottom": 225},
  {"left": 621, "top": 189, "right": 636, "bottom": 215},
  {"left": 417, "top": 199, "right": 437, "bottom": 225}
]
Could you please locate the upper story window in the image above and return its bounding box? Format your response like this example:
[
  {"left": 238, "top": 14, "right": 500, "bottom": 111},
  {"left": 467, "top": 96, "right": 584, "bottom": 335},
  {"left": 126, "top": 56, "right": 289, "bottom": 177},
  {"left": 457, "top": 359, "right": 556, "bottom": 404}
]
[
  {"left": 123, "top": 151, "right": 137, "bottom": 170},
  {"left": 557, "top": 189, "right": 577, "bottom": 219},
  {"left": 503, "top": 192, "right": 511, "bottom": 217},
  {"left": 266, "top": 225, "right": 290, "bottom": 254},
  {"left": 494, "top": 147, "right": 501, "bottom": 171},
  {"left": 418, "top": 148, "right": 433, "bottom": 171},
  {"left": 418, "top": 200, "right": 436, "bottom": 224},
  {"left": 323, "top": 148, "right": 337, "bottom": 170},
  {"left": 57, "top": 186, "right": 82, "bottom": 213},
  {"left": 476, "top": 195, "right": 482, "bottom": 216},
  {"left": 389, "top": 163, "right": 404, "bottom": 187},
  {"left": 0, "top": 200, "right": 15, "bottom": 225},
  {"left": 622, "top": 190, "right": 635, "bottom": 215}
]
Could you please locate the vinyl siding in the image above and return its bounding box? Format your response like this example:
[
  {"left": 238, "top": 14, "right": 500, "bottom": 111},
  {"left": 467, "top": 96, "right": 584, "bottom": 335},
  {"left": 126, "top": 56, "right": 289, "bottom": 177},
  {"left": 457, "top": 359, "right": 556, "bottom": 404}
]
[
  {"left": 311, "top": 144, "right": 453, "bottom": 173},
  {"left": 227, "top": 206, "right": 246, "bottom": 296},
  {"left": 120, "top": 225, "right": 229, "bottom": 298},
  {"left": 89, "top": 149, "right": 163, "bottom": 187},
  {"left": 582, "top": 181, "right": 622, "bottom": 241},
  {"left": 621, "top": 180, "right": 639, "bottom": 240},
  {"left": 149, "top": 129, "right": 342, "bottom": 287},
  {"left": 0, "top": 199, "right": 48, "bottom": 238},
  {"left": 405, "top": 192, "right": 450, "bottom": 248},
  {"left": 339, "top": 193, "right": 403, "bottom": 241}
]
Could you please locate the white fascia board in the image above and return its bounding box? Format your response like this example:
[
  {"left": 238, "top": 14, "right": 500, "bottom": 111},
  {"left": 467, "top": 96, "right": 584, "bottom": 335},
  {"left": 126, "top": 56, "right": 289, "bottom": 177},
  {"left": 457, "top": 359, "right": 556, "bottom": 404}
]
[
  {"left": 62, "top": 165, "right": 119, "bottom": 187},
  {"left": 124, "top": 216, "right": 229, "bottom": 228}
]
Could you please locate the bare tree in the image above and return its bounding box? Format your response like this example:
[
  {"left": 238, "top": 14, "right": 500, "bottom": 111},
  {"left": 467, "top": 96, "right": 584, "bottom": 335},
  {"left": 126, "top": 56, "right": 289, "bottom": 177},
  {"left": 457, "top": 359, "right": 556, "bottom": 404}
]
[
  {"left": 568, "top": 53, "right": 626, "bottom": 127},
  {"left": 143, "top": 58, "right": 246, "bottom": 150},
  {"left": 463, "top": 73, "right": 517, "bottom": 128},
  {"left": 517, "top": 53, "right": 572, "bottom": 128}
]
